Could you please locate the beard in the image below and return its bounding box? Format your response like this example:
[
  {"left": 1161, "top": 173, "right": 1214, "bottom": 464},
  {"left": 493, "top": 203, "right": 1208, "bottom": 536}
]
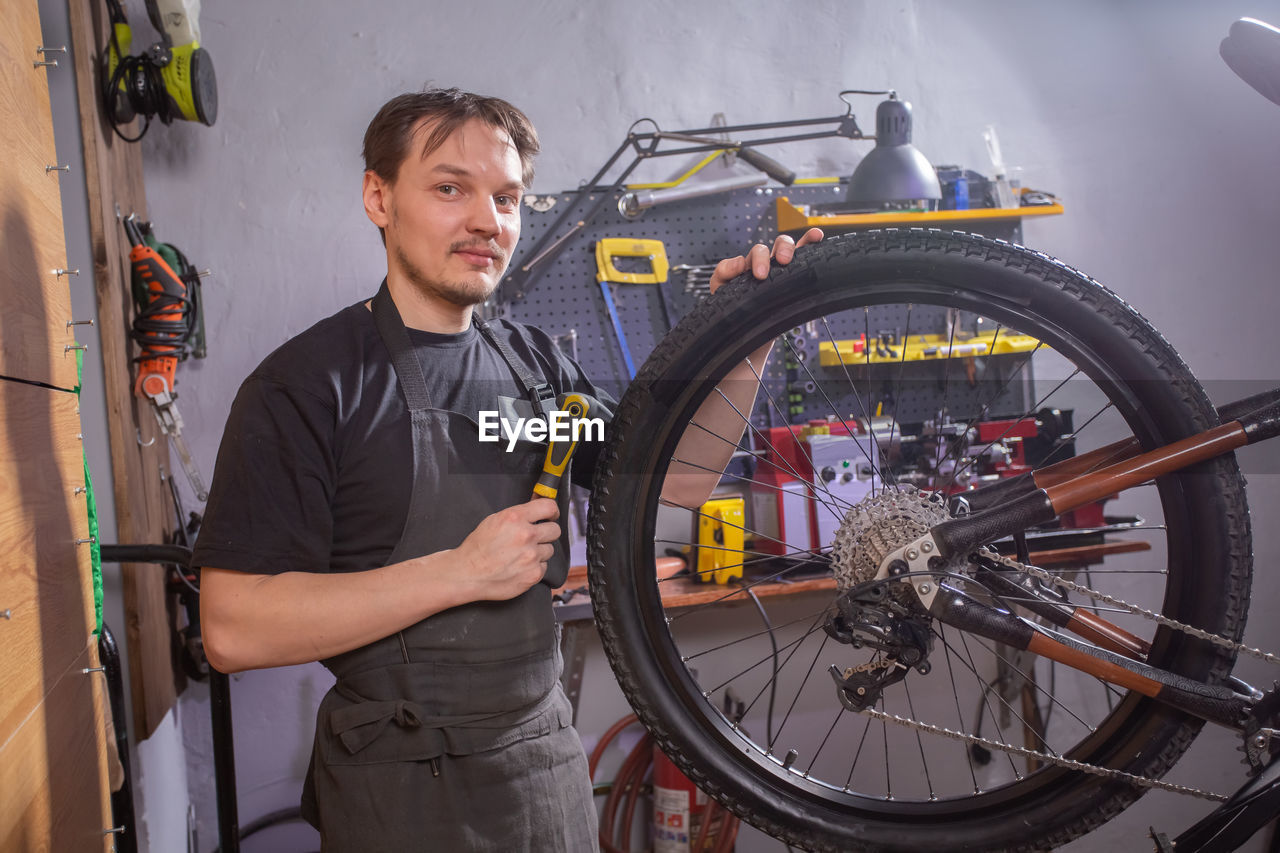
[{"left": 394, "top": 241, "right": 506, "bottom": 308}]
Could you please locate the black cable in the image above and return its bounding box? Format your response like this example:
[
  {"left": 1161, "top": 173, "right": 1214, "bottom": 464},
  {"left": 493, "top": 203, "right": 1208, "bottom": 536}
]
[
  {"left": 101, "top": 0, "right": 183, "bottom": 143},
  {"left": 744, "top": 586, "right": 779, "bottom": 750},
  {"left": 104, "top": 53, "right": 161, "bottom": 141},
  {"left": 130, "top": 290, "right": 195, "bottom": 359}
]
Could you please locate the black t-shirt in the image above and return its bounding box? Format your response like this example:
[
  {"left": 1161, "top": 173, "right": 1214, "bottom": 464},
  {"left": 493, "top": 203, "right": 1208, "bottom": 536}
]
[{"left": 191, "top": 298, "right": 615, "bottom": 576}]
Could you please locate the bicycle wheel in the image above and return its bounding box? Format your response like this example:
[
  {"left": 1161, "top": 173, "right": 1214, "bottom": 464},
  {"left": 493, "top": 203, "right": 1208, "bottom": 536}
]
[{"left": 587, "top": 229, "right": 1253, "bottom": 852}]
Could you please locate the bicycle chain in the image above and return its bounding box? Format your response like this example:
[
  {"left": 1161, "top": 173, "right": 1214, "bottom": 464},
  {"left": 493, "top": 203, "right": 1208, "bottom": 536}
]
[
  {"left": 985, "top": 551, "right": 1280, "bottom": 666},
  {"left": 858, "top": 706, "right": 1228, "bottom": 802},
  {"left": 889, "top": 548, "right": 1280, "bottom": 797}
]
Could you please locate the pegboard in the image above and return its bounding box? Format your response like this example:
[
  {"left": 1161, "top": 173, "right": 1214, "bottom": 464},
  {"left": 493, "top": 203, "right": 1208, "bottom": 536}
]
[{"left": 496, "top": 182, "right": 1030, "bottom": 431}]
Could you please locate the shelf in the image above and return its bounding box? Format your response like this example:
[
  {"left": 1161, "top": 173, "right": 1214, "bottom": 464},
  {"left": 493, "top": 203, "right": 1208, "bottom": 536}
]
[
  {"left": 818, "top": 332, "right": 1043, "bottom": 366},
  {"left": 775, "top": 196, "right": 1065, "bottom": 231},
  {"left": 554, "top": 538, "right": 1149, "bottom": 620}
]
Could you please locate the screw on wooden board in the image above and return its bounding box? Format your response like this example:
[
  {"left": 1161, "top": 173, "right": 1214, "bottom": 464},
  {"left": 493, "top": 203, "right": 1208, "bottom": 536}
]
[
  {"left": 65, "top": 344, "right": 88, "bottom": 354},
  {"left": 54, "top": 268, "right": 80, "bottom": 278},
  {"left": 1, "top": 610, "right": 11, "bottom": 620},
  {"left": 74, "top": 486, "right": 86, "bottom": 496},
  {"left": 84, "top": 666, "right": 106, "bottom": 675},
  {"left": 45, "top": 164, "right": 70, "bottom": 173},
  {"left": 67, "top": 319, "right": 94, "bottom": 328},
  {"left": 75, "top": 536, "right": 96, "bottom": 546}
]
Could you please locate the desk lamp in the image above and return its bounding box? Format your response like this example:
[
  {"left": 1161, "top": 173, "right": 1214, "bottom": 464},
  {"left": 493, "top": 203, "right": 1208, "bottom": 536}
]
[{"left": 846, "top": 92, "right": 941, "bottom": 211}]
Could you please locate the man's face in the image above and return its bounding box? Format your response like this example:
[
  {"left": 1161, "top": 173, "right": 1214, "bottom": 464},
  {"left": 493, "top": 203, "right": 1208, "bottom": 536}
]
[{"left": 367, "top": 118, "right": 524, "bottom": 307}]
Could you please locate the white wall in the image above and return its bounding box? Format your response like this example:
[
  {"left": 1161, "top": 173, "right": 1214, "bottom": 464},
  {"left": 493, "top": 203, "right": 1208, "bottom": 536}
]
[{"left": 121, "top": 1, "right": 1280, "bottom": 850}]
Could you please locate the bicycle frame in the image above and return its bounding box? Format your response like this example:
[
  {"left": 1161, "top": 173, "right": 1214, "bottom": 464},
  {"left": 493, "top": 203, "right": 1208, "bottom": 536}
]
[{"left": 860, "top": 386, "right": 1280, "bottom": 732}]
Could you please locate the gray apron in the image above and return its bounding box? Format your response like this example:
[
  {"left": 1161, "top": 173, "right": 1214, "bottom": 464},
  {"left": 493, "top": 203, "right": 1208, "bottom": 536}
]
[{"left": 301, "top": 282, "right": 599, "bottom": 852}]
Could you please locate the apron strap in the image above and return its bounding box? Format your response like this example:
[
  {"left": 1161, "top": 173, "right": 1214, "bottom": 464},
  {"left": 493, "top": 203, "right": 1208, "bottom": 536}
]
[
  {"left": 372, "top": 279, "right": 554, "bottom": 418},
  {"left": 474, "top": 316, "right": 557, "bottom": 419},
  {"left": 371, "top": 280, "right": 433, "bottom": 411}
]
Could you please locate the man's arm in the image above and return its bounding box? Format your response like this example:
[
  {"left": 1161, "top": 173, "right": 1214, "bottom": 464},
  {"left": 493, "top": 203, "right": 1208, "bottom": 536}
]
[
  {"left": 661, "top": 228, "right": 823, "bottom": 509},
  {"left": 201, "top": 497, "right": 561, "bottom": 672}
]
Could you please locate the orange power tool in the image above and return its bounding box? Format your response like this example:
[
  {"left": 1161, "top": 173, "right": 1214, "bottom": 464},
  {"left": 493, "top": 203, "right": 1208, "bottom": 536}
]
[{"left": 123, "top": 213, "right": 208, "bottom": 501}]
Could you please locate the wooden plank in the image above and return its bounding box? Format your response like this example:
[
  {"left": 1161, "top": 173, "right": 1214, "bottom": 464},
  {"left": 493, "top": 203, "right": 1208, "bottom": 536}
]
[
  {"left": 0, "top": 0, "right": 77, "bottom": 389},
  {"left": 0, "top": 642, "right": 113, "bottom": 853},
  {"left": 0, "top": 380, "right": 95, "bottom": 746},
  {"left": 67, "top": 0, "right": 179, "bottom": 740}
]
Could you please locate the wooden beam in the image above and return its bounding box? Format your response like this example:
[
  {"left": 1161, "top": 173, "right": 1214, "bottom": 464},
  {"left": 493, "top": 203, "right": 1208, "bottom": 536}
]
[
  {"left": 67, "top": 0, "right": 180, "bottom": 741},
  {"left": 0, "top": 382, "right": 96, "bottom": 746},
  {"left": 0, "top": 642, "right": 113, "bottom": 852}
]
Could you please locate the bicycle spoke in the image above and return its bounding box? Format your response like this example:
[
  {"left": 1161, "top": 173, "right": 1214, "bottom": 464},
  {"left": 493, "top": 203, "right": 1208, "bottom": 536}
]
[
  {"left": 944, "top": 365, "right": 1078, "bottom": 493},
  {"left": 938, "top": 620, "right": 982, "bottom": 792},
  {"left": 778, "top": 334, "right": 885, "bottom": 484},
  {"left": 818, "top": 315, "right": 886, "bottom": 489},
  {"left": 772, "top": 629, "right": 833, "bottom": 752},
  {"left": 683, "top": 415, "right": 856, "bottom": 518},
  {"left": 902, "top": 681, "right": 937, "bottom": 800},
  {"left": 704, "top": 390, "right": 856, "bottom": 520},
  {"left": 681, "top": 608, "right": 834, "bottom": 662}
]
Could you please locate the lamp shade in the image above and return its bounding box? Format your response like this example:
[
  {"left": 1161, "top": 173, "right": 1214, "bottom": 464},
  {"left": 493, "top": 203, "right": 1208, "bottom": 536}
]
[{"left": 846, "top": 95, "right": 941, "bottom": 209}]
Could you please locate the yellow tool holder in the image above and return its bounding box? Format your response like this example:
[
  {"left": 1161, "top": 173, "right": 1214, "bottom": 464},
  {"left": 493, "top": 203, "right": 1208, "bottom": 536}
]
[
  {"left": 818, "top": 332, "right": 1044, "bottom": 367},
  {"left": 696, "top": 496, "right": 746, "bottom": 585},
  {"left": 595, "top": 237, "right": 670, "bottom": 285}
]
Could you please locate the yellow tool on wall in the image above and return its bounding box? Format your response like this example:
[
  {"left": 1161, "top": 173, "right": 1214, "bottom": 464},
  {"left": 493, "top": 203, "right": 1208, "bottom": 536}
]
[
  {"left": 594, "top": 238, "right": 674, "bottom": 379},
  {"left": 697, "top": 495, "right": 746, "bottom": 584}
]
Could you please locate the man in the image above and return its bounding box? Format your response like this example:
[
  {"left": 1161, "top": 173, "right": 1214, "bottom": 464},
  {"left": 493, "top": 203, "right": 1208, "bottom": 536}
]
[{"left": 196, "top": 88, "right": 820, "bottom": 851}]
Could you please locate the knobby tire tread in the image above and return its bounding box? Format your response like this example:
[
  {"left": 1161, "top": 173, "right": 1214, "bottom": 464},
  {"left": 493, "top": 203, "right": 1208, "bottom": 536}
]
[{"left": 588, "top": 229, "right": 1252, "bottom": 852}]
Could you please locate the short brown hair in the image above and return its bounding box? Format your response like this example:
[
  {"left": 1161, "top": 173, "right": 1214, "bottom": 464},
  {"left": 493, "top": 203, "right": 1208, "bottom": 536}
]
[{"left": 362, "top": 88, "right": 540, "bottom": 187}]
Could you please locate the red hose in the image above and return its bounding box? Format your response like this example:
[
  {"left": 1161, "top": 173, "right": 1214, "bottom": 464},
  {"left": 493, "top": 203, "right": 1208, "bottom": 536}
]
[
  {"left": 591, "top": 713, "right": 739, "bottom": 851},
  {"left": 589, "top": 713, "right": 640, "bottom": 781},
  {"left": 602, "top": 731, "right": 652, "bottom": 852}
]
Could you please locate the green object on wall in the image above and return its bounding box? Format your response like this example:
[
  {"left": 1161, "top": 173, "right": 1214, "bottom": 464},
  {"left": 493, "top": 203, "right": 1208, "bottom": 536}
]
[{"left": 74, "top": 348, "right": 103, "bottom": 636}]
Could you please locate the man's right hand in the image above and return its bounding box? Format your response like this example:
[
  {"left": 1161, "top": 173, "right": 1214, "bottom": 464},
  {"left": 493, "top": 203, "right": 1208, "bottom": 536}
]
[{"left": 454, "top": 497, "right": 561, "bottom": 601}]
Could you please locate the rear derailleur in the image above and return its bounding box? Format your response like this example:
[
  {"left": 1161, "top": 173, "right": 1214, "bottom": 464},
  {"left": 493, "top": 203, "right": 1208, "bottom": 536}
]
[{"left": 824, "top": 580, "right": 933, "bottom": 711}]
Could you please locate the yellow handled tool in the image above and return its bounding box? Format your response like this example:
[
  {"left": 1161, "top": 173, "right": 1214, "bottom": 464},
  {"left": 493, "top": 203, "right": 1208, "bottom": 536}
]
[{"left": 533, "top": 394, "right": 591, "bottom": 499}]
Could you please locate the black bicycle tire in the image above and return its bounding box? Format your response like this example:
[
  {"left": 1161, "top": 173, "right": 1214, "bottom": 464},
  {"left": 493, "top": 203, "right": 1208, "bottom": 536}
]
[{"left": 587, "top": 229, "right": 1253, "bottom": 852}]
